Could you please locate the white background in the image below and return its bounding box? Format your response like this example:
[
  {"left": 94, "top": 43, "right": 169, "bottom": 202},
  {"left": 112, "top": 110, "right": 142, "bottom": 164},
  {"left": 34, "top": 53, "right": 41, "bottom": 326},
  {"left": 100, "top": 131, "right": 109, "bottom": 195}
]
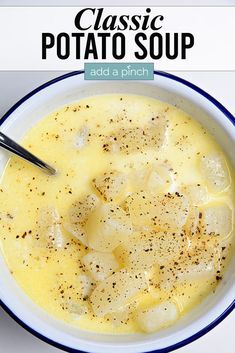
[
  {"left": 0, "top": 6, "right": 235, "bottom": 70},
  {"left": 0, "top": 0, "right": 235, "bottom": 353}
]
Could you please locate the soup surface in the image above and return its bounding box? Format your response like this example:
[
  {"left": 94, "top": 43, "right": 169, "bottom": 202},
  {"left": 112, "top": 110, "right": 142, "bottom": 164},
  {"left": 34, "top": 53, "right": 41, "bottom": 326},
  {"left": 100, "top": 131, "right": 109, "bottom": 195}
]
[{"left": 0, "top": 94, "right": 234, "bottom": 334}]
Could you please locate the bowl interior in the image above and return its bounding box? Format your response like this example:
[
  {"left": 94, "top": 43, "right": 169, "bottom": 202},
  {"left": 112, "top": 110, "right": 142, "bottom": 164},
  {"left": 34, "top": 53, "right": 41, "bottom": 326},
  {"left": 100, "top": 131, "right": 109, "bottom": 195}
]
[{"left": 0, "top": 73, "right": 234, "bottom": 353}]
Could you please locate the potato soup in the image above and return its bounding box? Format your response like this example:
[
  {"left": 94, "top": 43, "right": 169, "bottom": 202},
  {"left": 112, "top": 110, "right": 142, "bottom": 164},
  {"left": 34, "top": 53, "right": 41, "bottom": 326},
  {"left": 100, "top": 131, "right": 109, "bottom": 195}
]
[{"left": 0, "top": 94, "right": 234, "bottom": 334}]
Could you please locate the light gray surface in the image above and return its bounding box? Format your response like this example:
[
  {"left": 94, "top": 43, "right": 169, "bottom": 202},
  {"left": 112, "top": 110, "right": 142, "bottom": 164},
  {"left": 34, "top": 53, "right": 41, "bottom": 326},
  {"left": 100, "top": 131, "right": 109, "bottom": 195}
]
[{"left": 0, "top": 71, "right": 234, "bottom": 353}]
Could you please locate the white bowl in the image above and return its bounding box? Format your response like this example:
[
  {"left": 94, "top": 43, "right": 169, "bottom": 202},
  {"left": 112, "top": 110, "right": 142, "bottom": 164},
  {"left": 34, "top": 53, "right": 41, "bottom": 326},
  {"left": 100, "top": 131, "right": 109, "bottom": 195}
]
[{"left": 0, "top": 71, "right": 234, "bottom": 353}]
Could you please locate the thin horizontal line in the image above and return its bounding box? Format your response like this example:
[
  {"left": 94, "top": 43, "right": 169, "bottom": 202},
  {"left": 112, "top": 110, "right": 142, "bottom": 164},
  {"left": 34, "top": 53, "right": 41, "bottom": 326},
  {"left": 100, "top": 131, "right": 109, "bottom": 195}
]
[{"left": 0, "top": 5, "right": 235, "bottom": 8}]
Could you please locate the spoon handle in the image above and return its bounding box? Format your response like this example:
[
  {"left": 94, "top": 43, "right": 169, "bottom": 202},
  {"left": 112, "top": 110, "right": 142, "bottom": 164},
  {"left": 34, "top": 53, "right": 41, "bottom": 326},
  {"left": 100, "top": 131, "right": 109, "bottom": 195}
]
[{"left": 0, "top": 132, "right": 56, "bottom": 176}]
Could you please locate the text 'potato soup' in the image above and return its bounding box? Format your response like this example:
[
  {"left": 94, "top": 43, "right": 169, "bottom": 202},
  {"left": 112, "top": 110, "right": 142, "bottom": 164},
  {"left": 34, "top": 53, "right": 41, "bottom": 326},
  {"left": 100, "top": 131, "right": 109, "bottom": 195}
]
[{"left": 0, "top": 94, "right": 234, "bottom": 333}]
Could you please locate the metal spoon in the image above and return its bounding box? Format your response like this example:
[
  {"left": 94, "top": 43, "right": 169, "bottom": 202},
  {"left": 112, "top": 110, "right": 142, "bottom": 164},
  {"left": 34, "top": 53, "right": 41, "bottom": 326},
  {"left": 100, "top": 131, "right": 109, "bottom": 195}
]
[{"left": 0, "top": 132, "right": 56, "bottom": 176}]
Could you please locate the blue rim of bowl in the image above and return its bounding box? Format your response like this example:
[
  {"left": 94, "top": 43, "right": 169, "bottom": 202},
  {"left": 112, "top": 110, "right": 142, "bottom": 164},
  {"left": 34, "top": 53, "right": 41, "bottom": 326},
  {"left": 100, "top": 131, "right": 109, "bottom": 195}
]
[{"left": 0, "top": 70, "right": 234, "bottom": 353}]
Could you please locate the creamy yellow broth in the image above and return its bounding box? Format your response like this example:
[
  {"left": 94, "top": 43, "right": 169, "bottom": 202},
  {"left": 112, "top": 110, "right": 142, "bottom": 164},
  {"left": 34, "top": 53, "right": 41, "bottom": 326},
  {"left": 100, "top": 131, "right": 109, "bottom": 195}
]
[{"left": 0, "top": 94, "right": 234, "bottom": 334}]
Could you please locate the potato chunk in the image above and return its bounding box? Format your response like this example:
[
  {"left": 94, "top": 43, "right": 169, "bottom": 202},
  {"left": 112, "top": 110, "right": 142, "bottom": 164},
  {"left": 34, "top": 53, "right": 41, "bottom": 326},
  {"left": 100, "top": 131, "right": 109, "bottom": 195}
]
[
  {"left": 86, "top": 203, "right": 133, "bottom": 252},
  {"left": 125, "top": 191, "right": 189, "bottom": 230},
  {"left": 182, "top": 184, "right": 208, "bottom": 206},
  {"left": 64, "top": 194, "right": 99, "bottom": 246},
  {"left": 92, "top": 170, "right": 128, "bottom": 202},
  {"left": 160, "top": 259, "right": 216, "bottom": 291},
  {"left": 106, "top": 303, "right": 136, "bottom": 327},
  {"left": 66, "top": 300, "right": 89, "bottom": 317},
  {"left": 147, "top": 165, "right": 173, "bottom": 193},
  {"left": 74, "top": 125, "right": 89, "bottom": 149},
  {"left": 117, "top": 230, "right": 188, "bottom": 269},
  {"left": 184, "top": 206, "right": 200, "bottom": 237},
  {"left": 38, "top": 207, "right": 64, "bottom": 248},
  {"left": 201, "top": 203, "right": 233, "bottom": 237},
  {"left": 128, "top": 168, "right": 149, "bottom": 192},
  {"left": 201, "top": 154, "right": 230, "bottom": 193},
  {"left": 115, "top": 235, "right": 158, "bottom": 271},
  {"left": 102, "top": 116, "right": 167, "bottom": 155},
  {"left": 78, "top": 274, "right": 95, "bottom": 299},
  {"left": 129, "top": 164, "right": 173, "bottom": 194},
  {"left": 177, "top": 262, "right": 216, "bottom": 282},
  {"left": 154, "top": 193, "right": 189, "bottom": 230},
  {"left": 137, "top": 301, "right": 179, "bottom": 332},
  {"left": 159, "top": 238, "right": 220, "bottom": 290},
  {"left": 90, "top": 269, "right": 147, "bottom": 316},
  {"left": 82, "top": 251, "right": 119, "bottom": 281}
]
